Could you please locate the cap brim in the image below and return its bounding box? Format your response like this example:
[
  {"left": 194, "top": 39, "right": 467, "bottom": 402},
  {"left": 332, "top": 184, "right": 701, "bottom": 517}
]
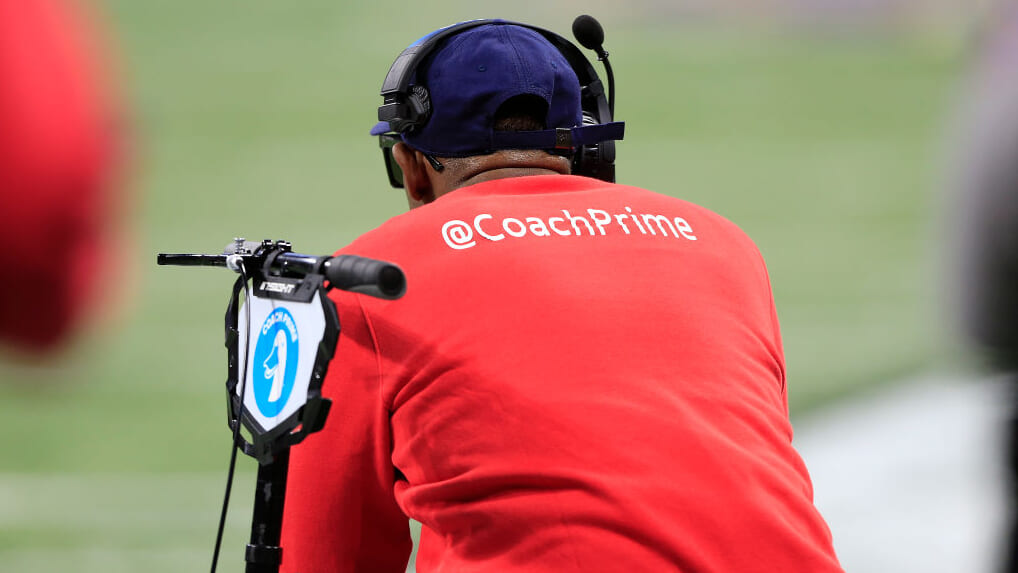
[{"left": 370, "top": 121, "right": 392, "bottom": 136}]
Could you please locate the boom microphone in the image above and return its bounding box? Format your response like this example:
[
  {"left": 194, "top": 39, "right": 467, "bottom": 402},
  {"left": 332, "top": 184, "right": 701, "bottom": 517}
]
[
  {"left": 572, "top": 15, "right": 605, "bottom": 56},
  {"left": 571, "top": 14, "right": 615, "bottom": 117}
]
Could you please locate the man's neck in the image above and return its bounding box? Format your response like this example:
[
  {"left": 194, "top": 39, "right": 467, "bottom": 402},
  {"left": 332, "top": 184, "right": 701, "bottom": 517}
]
[{"left": 456, "top": 167, "right": 563, "bottom": 190}]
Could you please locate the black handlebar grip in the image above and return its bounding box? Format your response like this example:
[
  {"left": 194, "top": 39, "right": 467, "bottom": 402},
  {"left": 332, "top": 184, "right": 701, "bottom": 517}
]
[
  {"left": 324, "top": 255, "right": 406, "bottom": 300},
  {"left": 157, "top": 253, "right": 230, "bottom": 267}
]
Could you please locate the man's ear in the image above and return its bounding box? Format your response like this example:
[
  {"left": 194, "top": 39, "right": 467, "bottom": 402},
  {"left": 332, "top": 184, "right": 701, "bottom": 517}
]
[{"left": 392, "top": 142, "right": 435, "bottom": 208}]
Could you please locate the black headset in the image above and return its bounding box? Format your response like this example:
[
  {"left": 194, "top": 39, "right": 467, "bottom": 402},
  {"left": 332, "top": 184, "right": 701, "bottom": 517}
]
[{"left": 376, "top": 17, "right": 621, "bottom": 188}]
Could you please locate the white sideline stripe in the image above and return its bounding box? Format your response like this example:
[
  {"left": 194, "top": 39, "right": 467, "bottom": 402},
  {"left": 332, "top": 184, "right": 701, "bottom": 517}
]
[{"left": 793, "top": 373, "right": 1010, "bottom": 573}]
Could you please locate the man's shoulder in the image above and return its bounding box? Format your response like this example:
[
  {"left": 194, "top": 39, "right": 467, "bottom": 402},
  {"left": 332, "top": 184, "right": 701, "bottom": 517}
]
[{"left": 606, "top": 181, "right": 762, "bottom": 246}]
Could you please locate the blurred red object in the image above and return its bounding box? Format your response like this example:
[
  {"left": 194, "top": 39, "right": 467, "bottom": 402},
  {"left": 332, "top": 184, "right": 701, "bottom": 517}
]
[{"left": 0, "top": 0, "right": 124, "bottom": 354}]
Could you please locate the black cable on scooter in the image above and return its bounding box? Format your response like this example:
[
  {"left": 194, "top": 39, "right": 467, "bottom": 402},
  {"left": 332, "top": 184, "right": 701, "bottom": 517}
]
[{"left": 210, "top": 260, "right": 252, "bottom": 573}]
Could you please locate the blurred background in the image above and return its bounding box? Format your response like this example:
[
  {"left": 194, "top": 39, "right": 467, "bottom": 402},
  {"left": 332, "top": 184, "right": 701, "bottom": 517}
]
[{"left": 0, "top": 0, "right": 1005, "bottom": 571}]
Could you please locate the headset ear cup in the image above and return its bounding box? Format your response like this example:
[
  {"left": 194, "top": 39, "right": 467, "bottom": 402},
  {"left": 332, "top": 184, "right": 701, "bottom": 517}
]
[
  {"left": 598, "top": 140, "right": 616, "bottom": 182},
  {"left": 407, "top": 85, "right": 432, "bottom": 132},
  {"left": 572, "top": 111, "right": 615, "bottom": 182},
  {"left": 572, "top": 142, "right": 615, "bottom": 183},
  {"left": 601, "top": 139, "right": 615, "bottom": 166}
]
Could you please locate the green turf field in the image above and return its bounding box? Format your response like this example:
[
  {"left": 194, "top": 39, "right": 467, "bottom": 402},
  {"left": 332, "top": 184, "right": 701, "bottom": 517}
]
[{"left": 0, "top": 2, "right": 964, "bottom": 571}]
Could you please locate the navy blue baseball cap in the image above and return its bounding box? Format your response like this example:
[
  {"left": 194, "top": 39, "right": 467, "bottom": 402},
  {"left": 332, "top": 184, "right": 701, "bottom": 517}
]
[{"left": 370, "top": 22, "right": 584, "bottom": 157}]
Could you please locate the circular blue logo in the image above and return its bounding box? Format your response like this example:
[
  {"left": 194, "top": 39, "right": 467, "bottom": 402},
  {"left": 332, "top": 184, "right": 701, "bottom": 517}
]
[{"left": 252, "top": 307, "right": 299, "bottom": 417}]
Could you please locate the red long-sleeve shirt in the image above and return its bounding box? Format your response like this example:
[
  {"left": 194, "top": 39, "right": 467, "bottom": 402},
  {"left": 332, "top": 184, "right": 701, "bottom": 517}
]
[{"left": 281, "top": 174, "right": 842, "bottom": 572}]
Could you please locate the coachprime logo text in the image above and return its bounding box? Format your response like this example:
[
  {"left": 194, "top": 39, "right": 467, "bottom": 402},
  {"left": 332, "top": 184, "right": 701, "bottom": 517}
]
[{"left": 441, "top": 207, "right": 699, "bottom": 250}]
